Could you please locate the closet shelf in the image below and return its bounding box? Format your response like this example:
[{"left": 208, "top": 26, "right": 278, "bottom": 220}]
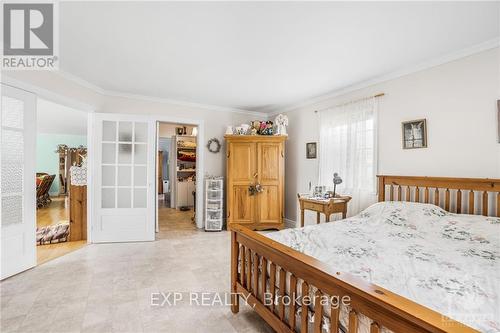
[{"left": 173, "top": 134, "right": 197, "bottom": 209}]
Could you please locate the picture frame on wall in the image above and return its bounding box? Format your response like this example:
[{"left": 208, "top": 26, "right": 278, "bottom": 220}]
[
  {"left": 306, "top": 142, "right": 317, "bottom": 159},
  {"left": 402, "top": 119, "right": 427, "bottom": 149}
]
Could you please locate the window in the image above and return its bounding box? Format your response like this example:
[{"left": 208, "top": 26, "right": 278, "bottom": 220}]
[{"left": 318, "top": 97, "right": 378, "bottom": 215}]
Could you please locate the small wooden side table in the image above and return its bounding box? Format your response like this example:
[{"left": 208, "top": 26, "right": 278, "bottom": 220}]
[{"left": 297, "top": 194, "right": 352, "bottom": 227}]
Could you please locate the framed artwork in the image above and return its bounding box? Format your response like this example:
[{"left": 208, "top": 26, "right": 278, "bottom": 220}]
[
  {"left": 306, "top": 142, "right": 317, "bottom": 159},
  {"left": 402, "top": 119, "right": 427, "bottom": 149}
]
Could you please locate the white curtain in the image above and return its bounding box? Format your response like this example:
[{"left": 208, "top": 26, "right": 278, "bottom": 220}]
[{"left": 318, "top": 97, "right": 378, "bottom": 216}]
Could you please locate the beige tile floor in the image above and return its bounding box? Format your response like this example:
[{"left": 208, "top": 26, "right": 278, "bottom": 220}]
[{"left": 0, "top": 204, "right": 273, "bottom": 333}]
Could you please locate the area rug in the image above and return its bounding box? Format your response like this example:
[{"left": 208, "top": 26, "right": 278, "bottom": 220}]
[{"left": 36, "top": 223, "right": 70, "bottom": 245}]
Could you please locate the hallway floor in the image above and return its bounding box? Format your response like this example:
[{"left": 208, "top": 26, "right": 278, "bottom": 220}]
[
  {"left": 157, "top": 198, "right": 196, "bottom": 234},
  {"left": 1, "top": 221, "right": 272, "bottom": 333},
  {"left": 36, "top": 196, "right": 87, "bottom": 265}
]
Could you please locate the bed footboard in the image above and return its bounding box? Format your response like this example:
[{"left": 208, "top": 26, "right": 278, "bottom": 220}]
[{"left": 230, "top": 224, "right": 477, "bottom": 333}]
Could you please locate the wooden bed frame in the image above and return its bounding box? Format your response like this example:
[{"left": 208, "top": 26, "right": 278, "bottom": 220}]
[{"left": 230, "top": 175, "right": 500, "bottom": 333}]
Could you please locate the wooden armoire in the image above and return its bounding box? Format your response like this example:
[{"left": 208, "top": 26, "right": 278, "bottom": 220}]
[{"left": 225, "top": 135, "right": 286, "bottom": 230}]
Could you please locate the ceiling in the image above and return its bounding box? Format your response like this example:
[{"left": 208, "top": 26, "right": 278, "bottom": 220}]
[
  {"left": 37, "top": 98, "right": 87, "bottom": 135},
  {"left": 59, "top": 2, "right": 499, "bottom": 113}
]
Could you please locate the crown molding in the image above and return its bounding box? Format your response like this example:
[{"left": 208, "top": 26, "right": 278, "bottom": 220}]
[
  {"left": 1, "top": 74, "right": 96, "bottom": 112},
  {"left": 55, "top": 70, "right": 108, "bottom": 95},
  {"left": 266, "top": 38, "right": 500, "bottom": 116},
  {"left": 54, "top": 70, "right": 268, "bottom": 118}
]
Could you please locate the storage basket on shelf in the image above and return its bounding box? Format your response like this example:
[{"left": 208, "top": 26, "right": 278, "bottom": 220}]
[{"left": 205, "top": 177, "right": 223, "bottom": 231}]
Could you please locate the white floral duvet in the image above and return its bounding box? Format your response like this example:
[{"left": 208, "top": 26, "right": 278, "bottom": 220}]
[{"left": 266, "top": 202, "right": 500, "bottom": 333}]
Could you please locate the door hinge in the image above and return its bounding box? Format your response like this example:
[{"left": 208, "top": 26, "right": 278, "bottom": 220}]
[
  {"left": 227, "top": 151, "right": 230, "bottom": 158},
  {"left": 227, "top": 211, "right": 230, "bottom": 218},
  {"left": 281, "top": 150, "right": 284, "bottom": 158}
]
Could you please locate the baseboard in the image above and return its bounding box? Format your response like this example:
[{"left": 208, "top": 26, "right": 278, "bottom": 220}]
[{"left": 284, "top": 218, "right": 297, "bottom": 229}]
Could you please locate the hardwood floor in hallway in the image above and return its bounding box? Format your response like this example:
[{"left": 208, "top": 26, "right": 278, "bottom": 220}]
[
  {"left": 36, "top": 196, "right": 87, "bottom": 265},
  {"left": 36, "top": 196, "right": 68, "bottom": 228}
]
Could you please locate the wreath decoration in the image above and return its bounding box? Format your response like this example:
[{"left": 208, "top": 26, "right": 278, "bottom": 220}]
[{"left": 206, "top": 138, "right": 221, "bottom": 153}]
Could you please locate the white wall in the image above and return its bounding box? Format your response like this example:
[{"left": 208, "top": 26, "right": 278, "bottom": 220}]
[
  {"left": 281, "top": 48, "right": 500, "bottom": 224},
  {"left": 37, "top": 98, "right": 88, "bottom": 135}
]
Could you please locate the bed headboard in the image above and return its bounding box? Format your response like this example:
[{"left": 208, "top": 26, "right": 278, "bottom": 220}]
[{"left": 377, "top": 175, "right": 500, "bottom": 217}]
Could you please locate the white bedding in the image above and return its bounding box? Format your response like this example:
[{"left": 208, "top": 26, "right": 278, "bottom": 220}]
[{"left": 266, "top": 201, "right": 500, "bottom": 333}]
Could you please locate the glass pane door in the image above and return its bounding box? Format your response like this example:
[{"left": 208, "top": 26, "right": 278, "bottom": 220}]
[
  {"left": 101, "top": 121, "right": 148, "bottom": 209},
  {"left": 93, "top": 115, "right": 154, "bottom": 243},
  {"left": 1, "top": 85, "right": 36, "bottom": 279}
]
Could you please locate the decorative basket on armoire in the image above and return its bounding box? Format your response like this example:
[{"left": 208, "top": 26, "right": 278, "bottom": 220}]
[{"left": 225, "top": 135, "right": 286, "bottom": 230}]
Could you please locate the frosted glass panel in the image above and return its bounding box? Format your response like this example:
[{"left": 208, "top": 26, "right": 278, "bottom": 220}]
[
  {"left": 118, "top": 144, "right": 132, "bottom": 164},
  {"left": 2, "top": 96, "right": 23, "bottom": 129},
  {"left": 119, "top": 122, "right": 133, "bottom": 142},
  {"left": 134, "top": 144, "right": 147, "bottom": 164},
  {"left": 2, "top": 162, "right": 23, "bottom": 194},
  {"left": 134, "top": 166, "right": 147, "bottom": 186},
  {"left": 134, "top": 189, "right": 147, "bottom": 208},
  {"left": 102, "top": 166, "right": 115, "bottom": 186},
  {"left": 2, "top": 129, "right": 24, "bottom": 195},
  {"left": 102, "top": 143, "right": 116, "bottom": 164},
  {"left": 118, "top": 166, "right": 132, "bottom": 186},
  {"left": 134, "top": 122, "right": 147, "bottom": 143},
  {"left": 102, "top": 188, "right": 115, "bottom": 208},
  {"left": 1, "top": 195, "right": 23, "bottom": 225},
  {"left": 99, "top": 120, "right": 151, "bottom": 211},
  {"left": 102, "top": 121, "right": 116, "bottom": 141},
  {"left": 117, "top": 188, "right": 131, "bottom": 208}
]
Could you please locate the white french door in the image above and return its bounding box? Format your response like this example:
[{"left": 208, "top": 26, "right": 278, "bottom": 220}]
[
  {"left": 92, "top": 114, "right": 155, "bottom": 242},
  {"left": 1, "top": 84, "right": 36, "bottom": 279}
]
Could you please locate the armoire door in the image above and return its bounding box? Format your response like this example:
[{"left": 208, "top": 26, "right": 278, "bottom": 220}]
[
  {"left": 227, "top": 142, "right": 256, "bottom": 224},
  {"left": 256, "top": 142, "right": 283, "bottom": 225}
]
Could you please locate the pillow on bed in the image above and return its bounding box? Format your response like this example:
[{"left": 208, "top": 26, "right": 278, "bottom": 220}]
[
  {"left": 360, "top": 201, "right": 500, "bottom": 228},
  {"left": 361, "top": 200, "right": 447, "bottom": 216}
]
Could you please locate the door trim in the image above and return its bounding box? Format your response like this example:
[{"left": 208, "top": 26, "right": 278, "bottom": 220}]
[{"left": 153, "top": 117, "right": 204, "bottom": 229}]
